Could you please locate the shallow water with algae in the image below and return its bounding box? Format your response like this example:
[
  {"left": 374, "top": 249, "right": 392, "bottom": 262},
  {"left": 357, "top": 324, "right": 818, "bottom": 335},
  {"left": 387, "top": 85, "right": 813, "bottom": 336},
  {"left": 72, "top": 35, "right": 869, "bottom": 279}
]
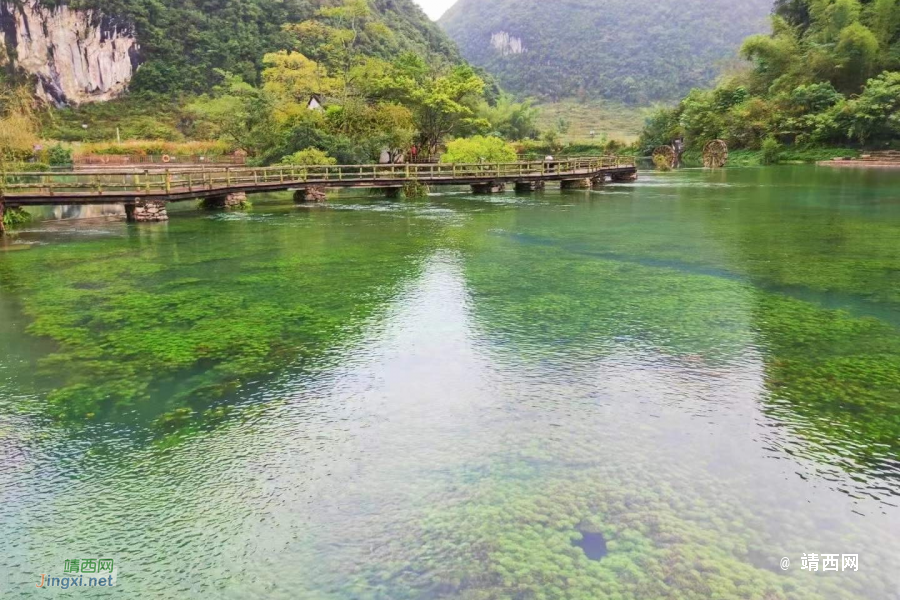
[{"left": 1, "top": 166, "right": 898, "bottom": 599}]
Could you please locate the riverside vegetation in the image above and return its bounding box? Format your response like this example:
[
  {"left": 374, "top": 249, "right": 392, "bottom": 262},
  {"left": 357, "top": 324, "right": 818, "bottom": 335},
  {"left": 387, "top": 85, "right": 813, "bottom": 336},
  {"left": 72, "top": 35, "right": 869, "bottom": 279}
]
[{"left": 640, "top": 0, "right": 900, "bottom": 157}]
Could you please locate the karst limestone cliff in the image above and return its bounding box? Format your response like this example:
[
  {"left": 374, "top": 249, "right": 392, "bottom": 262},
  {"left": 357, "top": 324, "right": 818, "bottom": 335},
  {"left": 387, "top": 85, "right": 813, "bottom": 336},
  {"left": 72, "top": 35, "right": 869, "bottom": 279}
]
[{"left": 0, "top": 0, "right": 139, "bottom": 105}]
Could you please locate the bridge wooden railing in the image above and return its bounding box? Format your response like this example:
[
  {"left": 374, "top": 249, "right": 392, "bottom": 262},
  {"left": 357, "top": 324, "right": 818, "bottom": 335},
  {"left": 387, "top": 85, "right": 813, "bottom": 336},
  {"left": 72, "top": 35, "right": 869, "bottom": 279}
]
[{"left": 2, "top": 156, "right": 635, "bottom": 198}]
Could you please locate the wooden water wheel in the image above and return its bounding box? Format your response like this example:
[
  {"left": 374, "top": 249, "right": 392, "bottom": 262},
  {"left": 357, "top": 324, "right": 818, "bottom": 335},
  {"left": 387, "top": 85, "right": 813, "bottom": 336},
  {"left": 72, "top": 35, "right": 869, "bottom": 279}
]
[
  {"left": 652, "top": 145, "right": 677, "bottom": 170},
  {"left": 702, "top": 139, "right": 728, "bottom": 168}
]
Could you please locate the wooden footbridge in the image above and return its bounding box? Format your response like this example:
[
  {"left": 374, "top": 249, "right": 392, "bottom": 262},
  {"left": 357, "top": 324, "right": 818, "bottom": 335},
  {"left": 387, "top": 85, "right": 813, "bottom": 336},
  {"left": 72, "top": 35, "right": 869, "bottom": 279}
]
[{"left": 0, "top": 156, "right": 636, "bottom": 229}]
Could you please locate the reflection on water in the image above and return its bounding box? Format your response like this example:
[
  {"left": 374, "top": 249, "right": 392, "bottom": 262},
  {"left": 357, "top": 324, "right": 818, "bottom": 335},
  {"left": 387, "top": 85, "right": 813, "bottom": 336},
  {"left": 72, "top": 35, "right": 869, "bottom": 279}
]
[{"left": 0, "top": 166, "right": 898, "bottom": 599}]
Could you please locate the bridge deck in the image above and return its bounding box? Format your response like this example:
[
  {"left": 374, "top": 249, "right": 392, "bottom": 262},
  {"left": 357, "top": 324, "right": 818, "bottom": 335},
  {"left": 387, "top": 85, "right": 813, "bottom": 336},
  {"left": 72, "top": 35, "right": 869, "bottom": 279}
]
[{"left": 1, "top": 157, "right": 636, "bottom": 205}]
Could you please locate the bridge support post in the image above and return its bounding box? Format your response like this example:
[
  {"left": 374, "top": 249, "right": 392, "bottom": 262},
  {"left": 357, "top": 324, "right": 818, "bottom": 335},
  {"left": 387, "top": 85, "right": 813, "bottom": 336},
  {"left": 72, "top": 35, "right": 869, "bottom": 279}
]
[
  {"left": 611, "top": 170, "right": 638, "bottom": 182},
  {"left": 471, "top": 182, "right": 505, "bottom": 194},
  {"left": 294, "top": 187, "right": 327, "bottom": 204},
  {"left": 203, "top": 192, "right": 248, "bottom": 210},
  {"left": 514, "top": 181, "right": 544, "bottom": 193},
  {"left": 125, "top": 199, "right": 169, "bottom": 223},
  {"left": 561, "top": 178, "right": 592, "bottom": 190}
]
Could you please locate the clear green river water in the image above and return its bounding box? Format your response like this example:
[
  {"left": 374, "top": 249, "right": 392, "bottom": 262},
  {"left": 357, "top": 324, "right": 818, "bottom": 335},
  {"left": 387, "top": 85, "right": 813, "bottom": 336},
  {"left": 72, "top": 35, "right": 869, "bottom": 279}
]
[{"left": 1, "top": 166, "right": 898, "bottom": 599}]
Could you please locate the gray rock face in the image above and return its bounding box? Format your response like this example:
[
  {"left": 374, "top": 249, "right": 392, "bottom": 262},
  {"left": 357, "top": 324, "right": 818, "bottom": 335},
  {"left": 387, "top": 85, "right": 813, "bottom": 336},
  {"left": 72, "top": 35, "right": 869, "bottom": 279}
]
[{"left": 0, "top": 0, "right": 140, "bottom": 106}]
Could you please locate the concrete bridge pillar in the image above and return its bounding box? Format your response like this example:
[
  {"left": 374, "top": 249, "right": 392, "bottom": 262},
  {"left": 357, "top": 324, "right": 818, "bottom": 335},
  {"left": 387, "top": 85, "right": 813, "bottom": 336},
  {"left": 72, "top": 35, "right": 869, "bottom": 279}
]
[
  {"left": 125, "top": 199, "right": 168, "bottom": 223},
  {"left": 294, "top": 187, "right": 327, "bottom": 204},
  {"left": 561, "top": 178, "right": 592, "bottom": 190},
  {"left": 471, "top": 182, "right": 506, "bottom": 194},
  {"left": 204, "top": 192, "right": 248, "bottom": 209},
  {"left": 514, "top": 181, "right": 545, "bottom": 193}
]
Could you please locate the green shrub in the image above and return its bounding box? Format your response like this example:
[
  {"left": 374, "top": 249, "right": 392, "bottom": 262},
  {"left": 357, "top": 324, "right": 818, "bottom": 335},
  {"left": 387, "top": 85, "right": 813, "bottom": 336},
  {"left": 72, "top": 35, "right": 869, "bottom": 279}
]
[
  {"left": 2, "top": 206, "right": 32, "bottom": 227},
  {"left": 5, "top": 162, "right": 51, "bottom": 173},
  {"left": 280, "top": 148, "right": 337, "bottom": 166},
  {"left": 46, "top": 144, "right": 73, "bottom": 166},
  {"left": 652, "top": 153, "right": 673, "bottom": 171},
  {"left": 401, "top": 181, "right": 429, "bottom": 199},
  {"left": 78, "top": 140, "right": 232, "bottom": 157},
  {"left": 441, "top": 136, "right": 518, "bottom": 164},
  {"left": 761, "top": 136, "right": 782, "bottom": 165}
]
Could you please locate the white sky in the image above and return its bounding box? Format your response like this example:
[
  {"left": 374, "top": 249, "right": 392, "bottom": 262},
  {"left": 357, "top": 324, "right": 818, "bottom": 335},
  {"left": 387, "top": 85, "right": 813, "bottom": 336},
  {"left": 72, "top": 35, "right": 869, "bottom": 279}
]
[{"left": 412, "top": 0, "right": 457, "bottom": 20}]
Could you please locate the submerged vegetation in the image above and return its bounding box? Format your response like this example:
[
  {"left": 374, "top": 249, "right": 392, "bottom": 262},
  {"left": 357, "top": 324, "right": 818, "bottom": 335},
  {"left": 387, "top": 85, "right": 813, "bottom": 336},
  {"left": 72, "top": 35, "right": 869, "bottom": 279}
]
[
  {"left": 641, "top": 0, "right": 900, "bottom": 155},
  {"left": 0, "top": 204, "right": 440, "bottom": 426},
  {"left": 452, "top": 175, "right": 900, "bottom": 489},
  {"left": 0, "top": 166, "right": 897, "bottom": 598},
  {"left": 356, "top": 456, "right": 889, "bottom": 599}
]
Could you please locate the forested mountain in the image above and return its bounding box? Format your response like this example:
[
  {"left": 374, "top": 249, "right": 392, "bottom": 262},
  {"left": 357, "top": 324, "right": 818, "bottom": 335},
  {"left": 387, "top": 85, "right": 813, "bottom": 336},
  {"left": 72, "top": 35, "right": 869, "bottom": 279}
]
[
  {"left": 2, "top": 0, "right": 540, "bottom": 170},
  {"left": 1, "top": 0, "right": 460, "bottom": 96},
  {"left": 120, "top": 0, "right": 461, "bottom": 93},
  {"left": 438, "top": 0, "right": 773, "bottom": 104},
  {"left": 641, "top": 0, "right": 900, "bottom": 152}
]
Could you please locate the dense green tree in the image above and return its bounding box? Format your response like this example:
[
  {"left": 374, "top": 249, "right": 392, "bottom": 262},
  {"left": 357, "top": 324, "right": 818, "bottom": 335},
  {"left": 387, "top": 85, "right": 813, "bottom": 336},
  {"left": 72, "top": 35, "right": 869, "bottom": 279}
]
[
  {"left": 377, "top": 54, "right": 488, "bottom": 155},
  {"left": 287, "top": 0, "right": 393, "bottom": 89},
  {"left": 834, "top": 22, "right": 881, "bottom": 90},
  {"left": 845, "top": 71, "right": 900, "bottom": 143},
  {"left": 262, "top": 51, "right": 340, "bottom": 112},
  {"left": 475, "top": 96, "right": 540, "bottom": 141},
  {"left": 186, "top": 72, "right": 277, "bottom": 156}
]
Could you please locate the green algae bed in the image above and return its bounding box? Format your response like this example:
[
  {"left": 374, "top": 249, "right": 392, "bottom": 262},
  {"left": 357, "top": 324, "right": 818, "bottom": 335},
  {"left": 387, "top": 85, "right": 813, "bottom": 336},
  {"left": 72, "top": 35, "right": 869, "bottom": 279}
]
[{"left": 0, "top": 166, "right": 898, "bottom": 599}]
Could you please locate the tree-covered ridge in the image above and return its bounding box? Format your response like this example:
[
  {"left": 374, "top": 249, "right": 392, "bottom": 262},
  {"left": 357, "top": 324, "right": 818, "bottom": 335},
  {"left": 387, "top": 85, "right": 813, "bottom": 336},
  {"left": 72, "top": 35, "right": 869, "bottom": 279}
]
[
  {"left": 179, "top": 0, "right": 536, "bottom": 165},
  {"left": 438, "top": 0, "right": 773, "bottom": 104},
  {"left": 641, "top": 0, "right": 900, "bottom": 153},
  {"left": 3, "top": 0, "right": 539, "bottom": 169},
  {"left": 33, "top": 0, "right": 461, "bottom": 94}
]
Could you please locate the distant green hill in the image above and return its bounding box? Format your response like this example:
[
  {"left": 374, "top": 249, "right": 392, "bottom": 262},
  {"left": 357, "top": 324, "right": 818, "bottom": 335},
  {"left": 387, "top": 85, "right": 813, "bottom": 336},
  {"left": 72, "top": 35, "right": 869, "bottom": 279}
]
[{"left": 439, "top": 0, "right": 773, "bottom": 104}]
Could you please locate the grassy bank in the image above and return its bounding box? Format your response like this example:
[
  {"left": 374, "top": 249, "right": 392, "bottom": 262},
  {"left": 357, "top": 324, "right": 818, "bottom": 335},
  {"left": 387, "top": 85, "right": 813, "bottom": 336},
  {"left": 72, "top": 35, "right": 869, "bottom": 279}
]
[
  {"left": 40, "top": 95, "right": 188, "bottom": 143},
  {"left": 535, "top": 99, "right": 648, "bottom": 144},
  {"left": 518, "top": 141, "right": 636, "bottom": 159}
]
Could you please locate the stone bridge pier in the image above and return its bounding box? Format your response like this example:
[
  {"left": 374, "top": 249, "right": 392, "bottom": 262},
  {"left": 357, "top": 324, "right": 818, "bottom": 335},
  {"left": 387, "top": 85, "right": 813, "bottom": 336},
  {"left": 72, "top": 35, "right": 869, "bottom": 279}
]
[
  {"left": 125, "top": 199, "right": 168, "bottom": 223},
  {"left": 293, "top": 186, "right": 328, "bottom": 203},
  {"left": 471, "top": 182, "right": 506, "bottom": 194},
  {"left": 203, "top": 192, "right": 248, "bottom": 209},
  {"left": 514, "top": 181, "right": 545, "bottom": 192},
  {"left": 611, "top": 171, "right": 638, "bottom": 182},
  {"left": 561, "top": 178, "right": 592, "bottom": 190}
]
